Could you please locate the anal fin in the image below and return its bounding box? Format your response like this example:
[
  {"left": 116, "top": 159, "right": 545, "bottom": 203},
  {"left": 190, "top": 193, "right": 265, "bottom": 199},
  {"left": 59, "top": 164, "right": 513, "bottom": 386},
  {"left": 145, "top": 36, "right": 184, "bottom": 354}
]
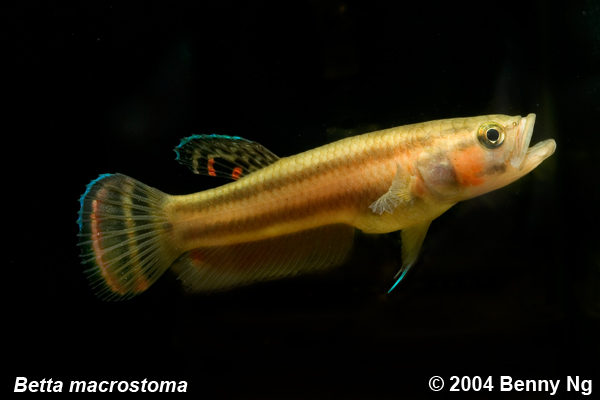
[
  {"left": 388, "top": 221, "right": 432, "bottom": 293},
  {"left": 171, "top": 224, "right": 354, "bottom": 292}
]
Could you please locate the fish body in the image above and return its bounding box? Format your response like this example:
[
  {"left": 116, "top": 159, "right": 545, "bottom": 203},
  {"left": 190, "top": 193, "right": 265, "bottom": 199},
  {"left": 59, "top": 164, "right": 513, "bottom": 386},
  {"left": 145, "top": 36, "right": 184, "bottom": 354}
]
[{"left": 78, "top": 114, "right": 556, "bottom": 300}]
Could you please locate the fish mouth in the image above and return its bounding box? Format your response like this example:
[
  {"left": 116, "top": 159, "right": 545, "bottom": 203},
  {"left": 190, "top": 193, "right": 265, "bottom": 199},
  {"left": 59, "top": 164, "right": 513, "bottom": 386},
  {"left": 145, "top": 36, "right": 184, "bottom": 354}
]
[
  {"left": 511, "top": 113, "right": 556, "bottom": 171},
  {"left": 511, "top": 114, "right": 536, "bottom": 169}
]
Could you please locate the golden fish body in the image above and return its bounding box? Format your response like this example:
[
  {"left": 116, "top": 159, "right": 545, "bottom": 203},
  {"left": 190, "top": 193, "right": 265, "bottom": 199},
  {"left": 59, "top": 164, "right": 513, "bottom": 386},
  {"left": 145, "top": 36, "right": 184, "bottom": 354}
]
[{"left": 77, "top": 114, "right": 555, "bottom": 300}]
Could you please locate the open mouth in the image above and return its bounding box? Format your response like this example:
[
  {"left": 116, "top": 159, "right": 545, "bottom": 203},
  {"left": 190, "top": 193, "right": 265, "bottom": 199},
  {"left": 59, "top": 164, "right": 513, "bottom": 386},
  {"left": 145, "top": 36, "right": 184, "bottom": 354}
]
[{"left": 511, "top": 113, "right": 556, "bottom": 171}]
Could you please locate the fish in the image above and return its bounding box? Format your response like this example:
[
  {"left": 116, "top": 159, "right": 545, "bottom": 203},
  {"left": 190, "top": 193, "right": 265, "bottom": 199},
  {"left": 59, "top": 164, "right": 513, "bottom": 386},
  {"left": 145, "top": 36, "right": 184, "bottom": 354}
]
[{"left": 77, "top": 113, "right": 556, "bottom": 300}]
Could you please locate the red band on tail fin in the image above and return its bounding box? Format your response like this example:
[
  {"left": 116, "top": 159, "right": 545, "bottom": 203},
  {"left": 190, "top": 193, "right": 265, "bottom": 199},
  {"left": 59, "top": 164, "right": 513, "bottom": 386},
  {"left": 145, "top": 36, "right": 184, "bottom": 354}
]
[{"left": 77, "top": 174, "right": 178, "bottom": 300}]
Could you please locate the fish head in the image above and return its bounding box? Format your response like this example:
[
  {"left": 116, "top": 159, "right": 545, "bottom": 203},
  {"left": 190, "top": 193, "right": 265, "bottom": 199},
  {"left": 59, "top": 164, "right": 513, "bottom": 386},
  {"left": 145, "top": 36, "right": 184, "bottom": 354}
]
[{"left": 417, "top": 113, "right": 556, "bottom": 202}]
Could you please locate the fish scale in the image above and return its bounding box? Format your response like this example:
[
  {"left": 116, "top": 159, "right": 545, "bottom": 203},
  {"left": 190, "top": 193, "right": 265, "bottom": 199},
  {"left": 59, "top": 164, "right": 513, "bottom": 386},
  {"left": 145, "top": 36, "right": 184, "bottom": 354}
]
[{"left": 77, "top": 114, "right": 555, "bottom": 300}]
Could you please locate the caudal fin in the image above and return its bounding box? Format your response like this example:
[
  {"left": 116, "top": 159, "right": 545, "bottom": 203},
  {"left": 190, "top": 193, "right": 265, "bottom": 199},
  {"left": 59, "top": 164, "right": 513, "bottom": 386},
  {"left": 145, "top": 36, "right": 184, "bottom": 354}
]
[{"left": 77, "top": 174, "right": 178, "bottom": 301}]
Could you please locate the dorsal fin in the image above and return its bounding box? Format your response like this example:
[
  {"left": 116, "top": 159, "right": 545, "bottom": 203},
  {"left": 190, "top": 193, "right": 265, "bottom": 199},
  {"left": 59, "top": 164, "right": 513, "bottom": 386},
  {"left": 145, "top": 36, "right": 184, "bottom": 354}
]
[{"left": 174, "top": 134, "right": 280, "bottom": 180}]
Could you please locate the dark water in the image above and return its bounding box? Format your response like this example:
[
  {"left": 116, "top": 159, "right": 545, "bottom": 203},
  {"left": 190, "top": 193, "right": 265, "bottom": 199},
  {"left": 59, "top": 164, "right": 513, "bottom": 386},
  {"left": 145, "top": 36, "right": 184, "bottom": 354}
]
[{"left": 10, "top": 1, "right": 598, "bottom": 398}]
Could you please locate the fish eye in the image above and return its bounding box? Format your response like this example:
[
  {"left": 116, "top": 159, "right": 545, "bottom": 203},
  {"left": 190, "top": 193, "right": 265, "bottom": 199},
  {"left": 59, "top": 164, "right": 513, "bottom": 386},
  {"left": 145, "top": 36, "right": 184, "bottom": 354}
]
[{"left": 477, "top": 123, "right": 505, "bottom": 149}]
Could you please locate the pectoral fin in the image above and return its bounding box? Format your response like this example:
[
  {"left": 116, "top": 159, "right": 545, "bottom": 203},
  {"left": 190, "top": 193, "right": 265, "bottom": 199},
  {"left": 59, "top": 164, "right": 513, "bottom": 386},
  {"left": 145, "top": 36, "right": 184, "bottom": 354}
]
[
  {"left": 369, "top": 164, "right": 416, "bottom": 215},
  {"left": 388, "top": 220, "right": 432, "bottom": 293}
]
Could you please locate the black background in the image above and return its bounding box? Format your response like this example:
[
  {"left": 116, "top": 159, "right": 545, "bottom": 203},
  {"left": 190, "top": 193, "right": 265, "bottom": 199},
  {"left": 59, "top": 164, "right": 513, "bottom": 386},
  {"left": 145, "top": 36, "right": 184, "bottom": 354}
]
[{"left": 9, "top": 1, "right": 599, "bottom": 398}]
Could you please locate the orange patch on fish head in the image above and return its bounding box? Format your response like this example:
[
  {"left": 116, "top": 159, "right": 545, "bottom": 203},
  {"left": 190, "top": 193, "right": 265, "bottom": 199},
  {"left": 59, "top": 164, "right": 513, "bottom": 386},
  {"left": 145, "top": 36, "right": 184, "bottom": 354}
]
[{"left": 451, "top": 146, "right": 485, "bottom": 187}]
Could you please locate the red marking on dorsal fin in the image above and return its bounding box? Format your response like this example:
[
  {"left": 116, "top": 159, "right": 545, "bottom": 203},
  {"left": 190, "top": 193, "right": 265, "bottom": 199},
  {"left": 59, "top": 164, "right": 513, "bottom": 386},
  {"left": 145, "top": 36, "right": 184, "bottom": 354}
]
[
  {"left": 231, "top": 167, "right": 243, "bottom": 180},
  {"left": 207, "top": 158, "right": 217, "bottom": 177}
]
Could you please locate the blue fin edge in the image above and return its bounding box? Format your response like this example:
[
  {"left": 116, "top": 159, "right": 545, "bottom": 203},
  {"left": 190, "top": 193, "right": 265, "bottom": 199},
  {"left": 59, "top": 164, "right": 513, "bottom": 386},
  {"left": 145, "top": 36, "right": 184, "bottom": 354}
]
[
  {"left": 77, "top": 173, "right": 114, "bottom": 229},
  {"left": 173, "top": 134, "right": 248, "bottom": 161},
  {"left": 387, "top": 267, "right": 410, "bottom": 293}
]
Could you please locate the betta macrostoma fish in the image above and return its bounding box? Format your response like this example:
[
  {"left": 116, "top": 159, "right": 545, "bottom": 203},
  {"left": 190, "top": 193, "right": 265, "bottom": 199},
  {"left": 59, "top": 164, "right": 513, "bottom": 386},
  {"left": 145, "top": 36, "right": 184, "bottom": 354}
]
[{"left": 77, "top": 114, "right": 555, "bottom": 300}]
